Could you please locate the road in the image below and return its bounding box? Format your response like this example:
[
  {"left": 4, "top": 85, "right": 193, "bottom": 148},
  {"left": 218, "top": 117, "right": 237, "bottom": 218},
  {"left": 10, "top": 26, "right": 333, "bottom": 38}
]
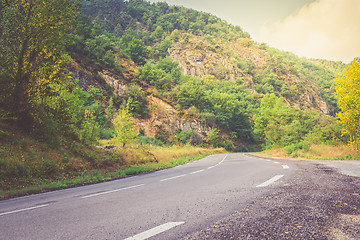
[{"left": 0, "top": 153, "right": 359, "bottom": 239}]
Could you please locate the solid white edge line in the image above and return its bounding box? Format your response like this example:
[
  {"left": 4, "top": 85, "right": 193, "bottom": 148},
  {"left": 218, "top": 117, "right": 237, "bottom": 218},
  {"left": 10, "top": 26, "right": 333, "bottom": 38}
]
[
  {"left": 160, "top": 174, "right": 186, "bottom": 182},
  {"left": 256, "top": 175, "right": 284, "bottom": 188},
  {"left": 190, "top": 169, "right": 205, "bottom": 175},
  {"left": 0, "top": 204, "right": 50, "bottom": 217},
  {"left": 124, "top": 222, "right": 185, "bottom": 240},
  {"left": 208, "top": 154, "right": 228, "bottom": 169},
  {"left": 217, "top": 154, "right": 228, "bottom": 166},
  {"left": 282, "top": 165, "right": 290, "bottom": 169},
  {"left": 81, "top": 184, "right": 145, "bottom": 199}
]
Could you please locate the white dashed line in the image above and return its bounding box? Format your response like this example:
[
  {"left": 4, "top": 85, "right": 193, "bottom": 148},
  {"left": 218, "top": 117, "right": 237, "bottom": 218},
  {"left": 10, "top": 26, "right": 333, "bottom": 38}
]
[
  {"left": 124, "top": 222, "right": 185, "bottom": 240},
  {"left": 190, "top": 169, "right": 205, "bottom": 175},
  {"left": 0, "top": 204, "right": 50, "bottom": 217},
  {"left": 282, "top": 165, "right": 290, "bottom": 169},
  {"left": 256, "top": 175, "right": 284, "bottom": 188},
  {"left": 81, "top": 184, "right": 145, "bottom": 199},
  {"left": 160, "top": 174, "right": 186, "bottom": 182},
  {"left": 273, "top": 161, "right": 280, "bottom": 164}
]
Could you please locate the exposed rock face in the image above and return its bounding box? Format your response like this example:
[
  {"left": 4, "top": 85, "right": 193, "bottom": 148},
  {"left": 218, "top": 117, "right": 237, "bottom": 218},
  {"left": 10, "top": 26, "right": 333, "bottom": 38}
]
[
  {"left": 68, "top": 59, "right": 210, "bottom": 142},
  {"left": 169, "top": 43, "right": 237, "bottom": 80},
  {"left": 99, "top": 70, "right": 127, "bottom": 97},
  {"left": 134, "top": 96, "right": 211, "bottom": 143},
  {"left": 168, "top": 39, "right": 330, "bottom": 115}
]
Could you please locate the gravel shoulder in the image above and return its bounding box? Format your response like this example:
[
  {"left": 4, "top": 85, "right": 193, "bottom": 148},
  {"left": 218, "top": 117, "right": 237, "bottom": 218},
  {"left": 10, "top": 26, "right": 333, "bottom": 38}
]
[{"left": 183, "top": 160, "right": 360, "bottom": 239}]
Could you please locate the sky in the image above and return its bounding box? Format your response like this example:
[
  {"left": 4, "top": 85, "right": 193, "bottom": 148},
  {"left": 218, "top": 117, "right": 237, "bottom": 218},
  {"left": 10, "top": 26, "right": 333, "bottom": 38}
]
[{"left": 147, "top": 0, "right": 360, "bottom": 63}]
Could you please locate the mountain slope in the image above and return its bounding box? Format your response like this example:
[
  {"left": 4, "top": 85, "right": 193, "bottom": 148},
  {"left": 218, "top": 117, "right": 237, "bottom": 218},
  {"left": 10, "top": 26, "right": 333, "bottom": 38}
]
[{"left": 67, "top": 0, "right": 346, "bottom": 149}]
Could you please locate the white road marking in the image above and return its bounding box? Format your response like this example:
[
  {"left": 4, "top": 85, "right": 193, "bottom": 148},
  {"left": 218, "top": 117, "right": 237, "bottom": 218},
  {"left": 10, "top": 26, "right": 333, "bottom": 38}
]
[
  {"left": 81, "top": 184, "right": 145, "bottom": 199},
  {"left": 273, "top": 161, "right": 280, "bottom": 164},
  {"left": 215, "top": 154, "right": 228, "bottom": 166},
  {"left": 124, "top": 222, "right": 185, "bottom": 240},
  {"left": 256, "top": 175, "right": 284, "bottom": 188},
  {"left": 207, "top": 154, "right": 229, "bottom": 169},
  {"left": 0, "top": 204, "right": 49, "bottom": 217},
  {"left": 266, "top": 160, "right": 271, "bottom": 162},
  {"left": 282, "top": 165, "right": 290, "bottom": 169},
  {"left": 190, "top": 169, "right": 205, "bottom": 175},
  {"left": 160, "top": 174, "right": 186, "bottom": 182}
]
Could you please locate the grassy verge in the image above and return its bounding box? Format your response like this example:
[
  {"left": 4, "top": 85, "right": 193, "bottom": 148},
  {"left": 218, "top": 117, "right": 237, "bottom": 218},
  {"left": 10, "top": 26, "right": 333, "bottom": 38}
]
[
  {"left": 254, "top": 143, "right": 359, "bottom": 160},
  {"left": 0, "top": 132, "right": 225, "bottom": 199}
]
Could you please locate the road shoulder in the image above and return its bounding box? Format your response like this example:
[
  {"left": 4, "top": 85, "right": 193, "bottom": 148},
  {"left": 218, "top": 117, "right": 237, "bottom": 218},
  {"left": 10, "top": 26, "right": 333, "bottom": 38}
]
[{"left": 183, "top": 160, "right": 360, "bottom": 239}]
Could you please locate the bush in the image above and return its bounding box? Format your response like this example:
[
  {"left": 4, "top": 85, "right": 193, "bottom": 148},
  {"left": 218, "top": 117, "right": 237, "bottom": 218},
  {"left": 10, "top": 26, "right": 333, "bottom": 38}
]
[
  {"left": 284, "top": 143, "right": 303, "bottom": 155},
  {"left": 37, "top": 118, "right": 61, "bottom": 148},
  {"left": 175, "top": 129, "right": 194, "bottom": 144},
  {"left": 101, "top": 151, "right": 125, "bottom": 167},
  {"left": 155, "top": 128, "right": 170, "bottom": 144},
  {"left": 218, "top": 141, "right": 233, "bottom": 151},
  {"left": 99, "top": 128, "right": 114, "bottom": 140},
  {"left": 123, "top": 84, "right": 149, "bottom": 117},
  {"left": 138, "top": 136, "right": 163, "bottom": 146},
  {"left": 38, "top": 159, "right": 58, "bottom": 176}
]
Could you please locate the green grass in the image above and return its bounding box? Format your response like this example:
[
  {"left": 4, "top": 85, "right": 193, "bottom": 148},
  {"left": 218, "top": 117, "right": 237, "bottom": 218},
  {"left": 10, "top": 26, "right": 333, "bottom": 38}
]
[
  {"left": 0, "top": 150, "right": 221, "bottom": 199},
  {"left": 0, "top": 122, "right": 225, "bottom": 199}
]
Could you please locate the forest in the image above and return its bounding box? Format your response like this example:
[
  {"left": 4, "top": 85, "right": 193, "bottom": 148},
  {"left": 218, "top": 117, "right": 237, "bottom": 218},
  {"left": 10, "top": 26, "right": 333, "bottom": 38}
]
[{"left": 0, "top": 0, "right": 358, "bottom": 198}]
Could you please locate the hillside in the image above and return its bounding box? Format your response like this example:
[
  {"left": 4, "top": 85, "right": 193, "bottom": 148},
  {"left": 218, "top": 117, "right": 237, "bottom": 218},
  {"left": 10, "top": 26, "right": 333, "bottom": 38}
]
[
  {"left": 68, "top": 0, "right": 345, "bottom": 146},
  {"left": 0, "top": 0, "right": 352, "bottom": 197}
]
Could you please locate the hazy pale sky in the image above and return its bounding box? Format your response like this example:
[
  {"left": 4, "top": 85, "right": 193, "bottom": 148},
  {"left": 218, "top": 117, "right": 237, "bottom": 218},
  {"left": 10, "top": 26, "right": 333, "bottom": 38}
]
[{"left": 148, "top": 0, "right": 360, "bottom": 63}]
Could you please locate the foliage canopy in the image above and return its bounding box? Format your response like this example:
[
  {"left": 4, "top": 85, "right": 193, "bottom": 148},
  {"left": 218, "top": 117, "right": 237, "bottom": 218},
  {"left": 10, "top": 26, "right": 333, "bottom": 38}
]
[{"left": 335, "top": 58, "right": 360, "bottom": 149}]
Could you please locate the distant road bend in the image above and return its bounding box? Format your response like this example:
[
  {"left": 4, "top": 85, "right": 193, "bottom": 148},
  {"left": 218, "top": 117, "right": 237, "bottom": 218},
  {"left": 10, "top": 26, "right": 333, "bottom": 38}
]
[{"left": 1, "top": 153, "right": 359, "bottom": 239}]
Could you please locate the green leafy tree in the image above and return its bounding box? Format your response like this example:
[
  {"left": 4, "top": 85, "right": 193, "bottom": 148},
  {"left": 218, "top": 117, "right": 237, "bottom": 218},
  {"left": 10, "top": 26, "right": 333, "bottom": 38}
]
[
  {"left": 119, "top": 30, "right": 148, "bottom": 65},
  {"left": 123, "top": 84, "right": 149, "bottom": 117},
  {"left": 137, "top": 60, "right": 172, "bottom": 90},
  {"left": 254, "top": 93, "right": 343, "bottom": 148},
  {"left": 208, "top": 128, "right": 220, "bottom": 147},
  {"left": 112, "top": 106, "right": 138, "bottom": 147},
  {"left": 175, "top": 129, "right": 194, "bottom": 145},
  {"left": 85, "top": 34, "right": 116, "bottom": 67},
  {"left": 335, "top": 58, "right": 360, "bottom": 149},
  {"left": 151, "top": 25, "right": 165, "bottom": 41},
  {"left": 0, "top": 0, "right": 80, "bottom": 127}
]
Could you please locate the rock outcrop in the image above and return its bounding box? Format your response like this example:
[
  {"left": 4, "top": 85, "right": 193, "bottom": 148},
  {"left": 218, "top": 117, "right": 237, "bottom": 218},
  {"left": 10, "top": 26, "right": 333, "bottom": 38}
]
[
  {"left": 133, "top": 96, "right": 211, "bottom": 144},
  {"left": 168, "top": 37, "right": 330, "bottom": 115}
]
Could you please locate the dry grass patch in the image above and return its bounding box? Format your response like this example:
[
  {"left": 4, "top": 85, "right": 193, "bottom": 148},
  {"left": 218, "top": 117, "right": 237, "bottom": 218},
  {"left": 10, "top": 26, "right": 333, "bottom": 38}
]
[
  {"left": 256, "top": 144, "right": 359, "bottom": 160},
  {"left": 304, "top": 144, "right": 355, "bottom": 160},
  {"left": 150, "top": 145, "right": 224, "bottom": 164}
]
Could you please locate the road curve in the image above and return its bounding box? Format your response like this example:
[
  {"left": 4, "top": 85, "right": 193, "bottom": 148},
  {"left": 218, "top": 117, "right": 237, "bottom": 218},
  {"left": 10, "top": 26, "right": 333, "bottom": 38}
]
[{"left": 0, "top": 153, "right": 295, "bottom": 240}]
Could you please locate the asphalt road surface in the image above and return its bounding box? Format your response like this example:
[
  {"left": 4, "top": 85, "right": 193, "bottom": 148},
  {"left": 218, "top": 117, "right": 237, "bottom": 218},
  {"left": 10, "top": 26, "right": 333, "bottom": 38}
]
[{"left": 1, "top": 153, "right": 359, "bottom": 239}]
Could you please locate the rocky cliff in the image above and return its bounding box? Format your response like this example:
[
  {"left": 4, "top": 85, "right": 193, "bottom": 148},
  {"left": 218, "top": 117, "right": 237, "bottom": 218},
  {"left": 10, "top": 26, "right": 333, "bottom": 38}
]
[{"left": 169, "top": 35, "right": 330, "bottom": 115}]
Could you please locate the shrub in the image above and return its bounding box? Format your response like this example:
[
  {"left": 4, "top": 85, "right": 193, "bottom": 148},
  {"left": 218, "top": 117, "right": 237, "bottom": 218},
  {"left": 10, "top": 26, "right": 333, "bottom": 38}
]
[
  {"left": 155, "top": 128, "right": 170, "bottom": 144},
  {"left": 138, "top": 136, "right": 163, "bottom": 146},
  {"left": 175, "top": 129, "right": 194, "bottom": 144},
  {"left": 39, "top": 159, "right": 58, "bottom": 176}
]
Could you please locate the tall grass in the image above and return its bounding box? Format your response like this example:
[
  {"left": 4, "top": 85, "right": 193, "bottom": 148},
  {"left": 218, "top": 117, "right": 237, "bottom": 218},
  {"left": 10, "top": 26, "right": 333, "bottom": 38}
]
[
  {"left": 257, "top": 143, "right": 359, "bottom": 160},
  {"left": 1, "top": 135, "right": 225, "bottom": 199}
]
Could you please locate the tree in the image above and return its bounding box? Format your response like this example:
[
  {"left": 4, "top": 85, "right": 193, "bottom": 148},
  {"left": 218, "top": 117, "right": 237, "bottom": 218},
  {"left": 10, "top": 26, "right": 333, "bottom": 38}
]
[
  {"left": 119, "top": 30, "right": 148, "bottom": 65},
  {"left": 335, "top": 58, "right": 360, "bottom": 149},
  {"left": 208, "top": 128, "right": 220, "bottom": 147},
  {"left": 137, "top": 60, "right": 172, "bottom": 90},
  {"left": 0, "top": 0, "right": 80, "bottom": 127},
  {"left": 112, "top": 106, "right": 138, "bottom": 147}
]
